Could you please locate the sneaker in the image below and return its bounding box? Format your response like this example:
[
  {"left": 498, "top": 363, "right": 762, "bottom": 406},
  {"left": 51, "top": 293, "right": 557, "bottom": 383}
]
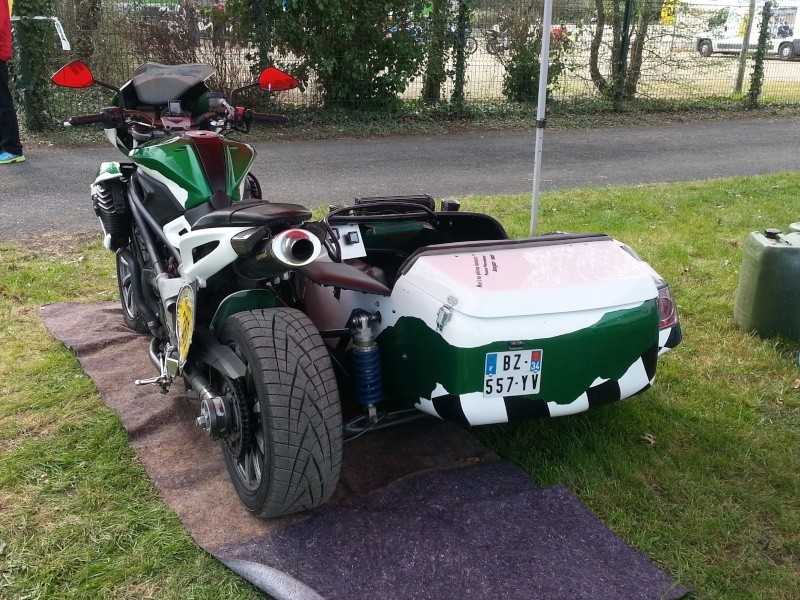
[{"left": 0, "top": 152, "right": 25, "bottom": 164}]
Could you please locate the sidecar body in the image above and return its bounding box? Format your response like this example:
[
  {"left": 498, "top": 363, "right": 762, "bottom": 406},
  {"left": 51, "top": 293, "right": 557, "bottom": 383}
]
[{"left": 302, "top": 198, "right": 681, "bottom": 426}]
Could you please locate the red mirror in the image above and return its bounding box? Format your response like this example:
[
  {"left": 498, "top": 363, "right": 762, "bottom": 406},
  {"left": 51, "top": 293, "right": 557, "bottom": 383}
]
[
  {"left": 51, "top": 61, "right": 95, "bottom": 88},
  {"left": 258, "top": 67, "right": 299, "bottom": 92}
]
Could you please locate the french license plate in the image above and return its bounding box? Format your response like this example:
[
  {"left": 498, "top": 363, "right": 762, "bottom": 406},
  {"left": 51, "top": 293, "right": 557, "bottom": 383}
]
[{"left": 483, "top": 349, "right": 542, "bottom": 398}]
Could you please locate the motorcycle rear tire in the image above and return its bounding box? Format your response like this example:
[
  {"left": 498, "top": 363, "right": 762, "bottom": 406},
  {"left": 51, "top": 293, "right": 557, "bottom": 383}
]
[{"left": 218, "top": 308, "right": 342, "bottom": 518}]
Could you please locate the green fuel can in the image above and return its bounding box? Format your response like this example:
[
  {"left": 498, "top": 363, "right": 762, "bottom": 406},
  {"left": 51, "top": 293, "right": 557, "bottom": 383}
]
[{"left": 734, "top": 228, "right": 800, "bottom": 340}]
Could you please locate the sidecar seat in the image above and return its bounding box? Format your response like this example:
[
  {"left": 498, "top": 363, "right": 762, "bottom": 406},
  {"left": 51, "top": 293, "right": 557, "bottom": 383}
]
[{"left": 326, "top": 208, "right": 508, "bottom": 287}]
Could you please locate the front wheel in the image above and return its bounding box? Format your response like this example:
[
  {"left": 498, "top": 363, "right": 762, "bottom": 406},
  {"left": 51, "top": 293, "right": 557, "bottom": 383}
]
[
  {"left": 779, "top": 43, "right": 795, "bottom": 61},
  {"left": 218, "top": 308, "right": 342, "bottom": 518},
  {"left": 698, "top": 39, "right": 713, "bottom": 57},
  {"left": 116, "top": 249, "right": 150, "bottom": 334}
]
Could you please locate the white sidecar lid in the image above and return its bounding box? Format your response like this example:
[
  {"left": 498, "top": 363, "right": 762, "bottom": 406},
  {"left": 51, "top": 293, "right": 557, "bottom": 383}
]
[{"left": 396, "top": 236, "right": 658, "bottom": 319}]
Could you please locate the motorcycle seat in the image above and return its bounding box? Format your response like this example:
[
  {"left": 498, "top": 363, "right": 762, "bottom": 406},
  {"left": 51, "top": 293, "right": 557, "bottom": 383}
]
[{"left": 189, "top": 200, "right": 312, "bottom": 230}]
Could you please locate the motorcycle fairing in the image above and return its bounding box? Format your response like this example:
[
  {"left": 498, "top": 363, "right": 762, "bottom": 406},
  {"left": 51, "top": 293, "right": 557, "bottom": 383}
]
[
  {"left": 131, "top": 134, "right": 255, "bottom": 210},
  {"left": 659, "top": 322, "right": 682, "bottom": 354},
  {"left": 93, "top": 161, "right": 125, "bottom": 184},
  {"left": 103, "top": 126, "right": 131, "bottom": 154},
  {"left": 161, "top": 216, "right": 251, "bottom": 283},
  {"left": 133, "top": 168, "right": 187, "bottom": 225}
]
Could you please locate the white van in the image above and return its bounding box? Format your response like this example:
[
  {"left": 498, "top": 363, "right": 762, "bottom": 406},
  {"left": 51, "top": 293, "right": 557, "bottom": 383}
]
[{"left": 695, "top": 3, "right": 800, "bottom": 60}]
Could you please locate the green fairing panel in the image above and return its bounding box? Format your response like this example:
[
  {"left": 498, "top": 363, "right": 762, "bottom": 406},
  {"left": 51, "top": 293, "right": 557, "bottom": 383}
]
[
  {"left": 224, "top": 142, "right": 256, "bottom": 202},
  {"left": 132, "top": 138, "right": 211, "bottom": 206},
  {"left": 131, "top": 137, "right": 255, "bottom": 209},
  {"left": 376, "top": 300, "right": 659, "bottom": 406}
]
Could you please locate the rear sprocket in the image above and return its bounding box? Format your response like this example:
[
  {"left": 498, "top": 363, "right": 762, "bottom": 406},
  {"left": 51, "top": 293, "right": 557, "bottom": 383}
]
[{"left": 220, "top": 375, "right": 252, "bottom": 461}]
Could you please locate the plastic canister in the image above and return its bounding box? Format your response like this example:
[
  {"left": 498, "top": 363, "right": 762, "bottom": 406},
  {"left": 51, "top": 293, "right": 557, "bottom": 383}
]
[{"left": 734, "top": 229, "right": 800, "bottom": 340}]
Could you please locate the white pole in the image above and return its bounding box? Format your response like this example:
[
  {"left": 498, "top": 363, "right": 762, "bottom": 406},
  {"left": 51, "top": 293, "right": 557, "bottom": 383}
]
[
  {"left": 10, "top": 16, "right": 71, "bottom": 50},
  {"left": 530, "top": 0, "right": 554, "bottom": 237}
]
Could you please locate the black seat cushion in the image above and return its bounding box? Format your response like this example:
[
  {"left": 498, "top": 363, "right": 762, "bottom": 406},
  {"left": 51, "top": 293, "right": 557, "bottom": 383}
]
[{"left": 190, "top": 200, "right": 312, "bottom": 230}]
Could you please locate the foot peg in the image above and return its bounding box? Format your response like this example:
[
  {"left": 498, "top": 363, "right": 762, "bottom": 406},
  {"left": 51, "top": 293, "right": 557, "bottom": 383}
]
[{"left": 135, "top": 341, "right": 178, "bottom": 393}]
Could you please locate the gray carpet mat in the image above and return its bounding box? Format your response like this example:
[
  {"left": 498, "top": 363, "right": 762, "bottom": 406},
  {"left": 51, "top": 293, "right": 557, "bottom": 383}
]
[{"left": 41, "top": 302, "right": 690, "bottom": 600}]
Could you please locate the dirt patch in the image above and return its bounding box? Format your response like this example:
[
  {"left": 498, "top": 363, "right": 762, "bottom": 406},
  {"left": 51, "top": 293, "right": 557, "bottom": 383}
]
[{"left": 11, "top": 231, "right": 102, "bottom": 258}]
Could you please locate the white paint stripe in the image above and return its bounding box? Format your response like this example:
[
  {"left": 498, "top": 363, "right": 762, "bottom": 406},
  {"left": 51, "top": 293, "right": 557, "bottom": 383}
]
[
  {"left": 547, "top": 393, "right": 589, "bottom": 417},
  {"left": 618, "top": 358, "right": 650, "bottom": 398},
  {"left": 415, "top": 398, "right": 442, "bottom": 420},
  {"left": 658, "top": 327, "right": 671, "bottom": 352},
  {"left": 459, "top": 392, "right": 509, "bottom": 425}
]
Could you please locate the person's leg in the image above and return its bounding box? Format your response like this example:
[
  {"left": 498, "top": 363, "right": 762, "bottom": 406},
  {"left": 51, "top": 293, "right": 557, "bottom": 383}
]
[{"left": 0, "top": 61, "right": 24, "bottom": 157}]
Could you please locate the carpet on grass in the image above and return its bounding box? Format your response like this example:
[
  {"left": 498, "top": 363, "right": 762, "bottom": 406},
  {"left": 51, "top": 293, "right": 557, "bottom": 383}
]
[{"left": 41, "top": 302, "right": 690, "bottom": 600}]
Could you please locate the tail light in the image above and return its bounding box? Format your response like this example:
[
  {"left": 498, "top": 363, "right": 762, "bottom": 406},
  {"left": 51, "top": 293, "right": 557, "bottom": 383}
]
[{"left": 657, "top": 282, "right": 679, "bottom": 330}]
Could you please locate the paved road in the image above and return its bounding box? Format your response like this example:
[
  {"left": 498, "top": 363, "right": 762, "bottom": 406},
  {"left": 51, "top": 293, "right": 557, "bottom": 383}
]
[{"left": 2, "top": 116, "right": 799, "bottom": 240}]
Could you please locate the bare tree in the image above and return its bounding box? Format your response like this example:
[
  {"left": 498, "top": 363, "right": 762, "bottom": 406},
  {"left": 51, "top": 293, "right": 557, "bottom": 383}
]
[{"left": 589, "top": 0, "right": 660, "bottom": 101}]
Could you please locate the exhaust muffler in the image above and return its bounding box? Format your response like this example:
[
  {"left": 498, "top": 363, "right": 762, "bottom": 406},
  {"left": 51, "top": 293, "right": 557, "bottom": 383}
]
[{"left": 234, "top": 228, "right": 322, "bottom": 280}]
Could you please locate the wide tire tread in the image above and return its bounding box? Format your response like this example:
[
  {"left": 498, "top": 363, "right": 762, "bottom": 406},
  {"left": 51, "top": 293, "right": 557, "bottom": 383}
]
[{"left": 222, "top": 308, "right": 342, "bottom": 518}]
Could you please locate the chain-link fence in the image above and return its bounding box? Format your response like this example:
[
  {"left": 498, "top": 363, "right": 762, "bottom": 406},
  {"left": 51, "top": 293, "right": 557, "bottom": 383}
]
[{"left": 15, "top": 0, "right": 800, "bottom": 123}]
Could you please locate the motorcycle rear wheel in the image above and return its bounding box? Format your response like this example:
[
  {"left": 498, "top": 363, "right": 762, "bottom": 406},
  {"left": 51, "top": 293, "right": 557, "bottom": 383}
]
[{"left": 218, "top": 308, "right": 342, "bottom": 518}]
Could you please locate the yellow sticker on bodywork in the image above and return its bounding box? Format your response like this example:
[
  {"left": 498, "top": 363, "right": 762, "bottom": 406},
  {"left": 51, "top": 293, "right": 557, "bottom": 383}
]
[{"left": 176, "top": 285, "right": 195, "bottom": 369}]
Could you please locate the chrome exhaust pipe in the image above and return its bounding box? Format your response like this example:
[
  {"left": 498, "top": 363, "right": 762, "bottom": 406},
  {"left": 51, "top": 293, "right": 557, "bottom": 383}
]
[{"left": 234, "top": 228, "right": 322, "bottom": 280}]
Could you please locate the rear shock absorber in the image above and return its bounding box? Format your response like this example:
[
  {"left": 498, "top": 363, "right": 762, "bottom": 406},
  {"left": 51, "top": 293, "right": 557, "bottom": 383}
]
[{"left": 349, "top": 310, "right": 382, "bottom": 422}]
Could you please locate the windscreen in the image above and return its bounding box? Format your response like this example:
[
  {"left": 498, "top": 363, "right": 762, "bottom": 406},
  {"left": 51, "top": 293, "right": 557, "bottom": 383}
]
[{"left": 131, "top": 62, "right": 215, "bottom": 105}]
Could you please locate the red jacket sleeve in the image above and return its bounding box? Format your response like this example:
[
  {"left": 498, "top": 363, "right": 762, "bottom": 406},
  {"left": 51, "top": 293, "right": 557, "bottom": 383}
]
[{"left": 0, "top": 0, "right": 12, "bottom": 63}]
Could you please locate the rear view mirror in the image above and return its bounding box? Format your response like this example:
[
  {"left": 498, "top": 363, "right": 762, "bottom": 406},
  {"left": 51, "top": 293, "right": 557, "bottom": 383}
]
[
  {"left": 258, "top": 67, "right": 299, "bottom": 92},
  {"left": 51, "top": 60, "right": 95, "bottom": 88}
]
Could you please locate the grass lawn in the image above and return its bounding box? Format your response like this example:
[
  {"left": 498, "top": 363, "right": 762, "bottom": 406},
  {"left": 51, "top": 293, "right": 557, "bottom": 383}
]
[{"left": 1, "top": 173, "right": 798, "bottom": 599}]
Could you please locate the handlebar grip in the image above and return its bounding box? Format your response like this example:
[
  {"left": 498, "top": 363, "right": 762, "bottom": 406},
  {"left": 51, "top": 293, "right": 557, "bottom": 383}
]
[
  {"left": 249, "top": 111, "right": 288, "bottom": 125},
  {"left": 66, "top": 113, "right": 105, "bottom": 127}
]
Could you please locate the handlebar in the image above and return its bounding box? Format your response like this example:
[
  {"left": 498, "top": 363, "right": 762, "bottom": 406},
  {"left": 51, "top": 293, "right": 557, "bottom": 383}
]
[
  {"left": 63, "top": 107, "right": 287, "bottom": 130},
  {"left": 65, "top": 108, "right": 157, "bottom": 129},
  {"left": 65, "top": 112, "right": 105, "bottom": 127}
]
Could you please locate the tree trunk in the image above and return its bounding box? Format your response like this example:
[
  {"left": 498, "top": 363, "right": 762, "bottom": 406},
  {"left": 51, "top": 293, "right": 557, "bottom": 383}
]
[
  {"left": 422, "top": 0, "right": 449, "bottom": 103},
  {"left": 589, "top": 0, "right": 608, "bottom": 94},
  {"left": 623, "top": 8, "right": 654, "bottom": 98}
]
